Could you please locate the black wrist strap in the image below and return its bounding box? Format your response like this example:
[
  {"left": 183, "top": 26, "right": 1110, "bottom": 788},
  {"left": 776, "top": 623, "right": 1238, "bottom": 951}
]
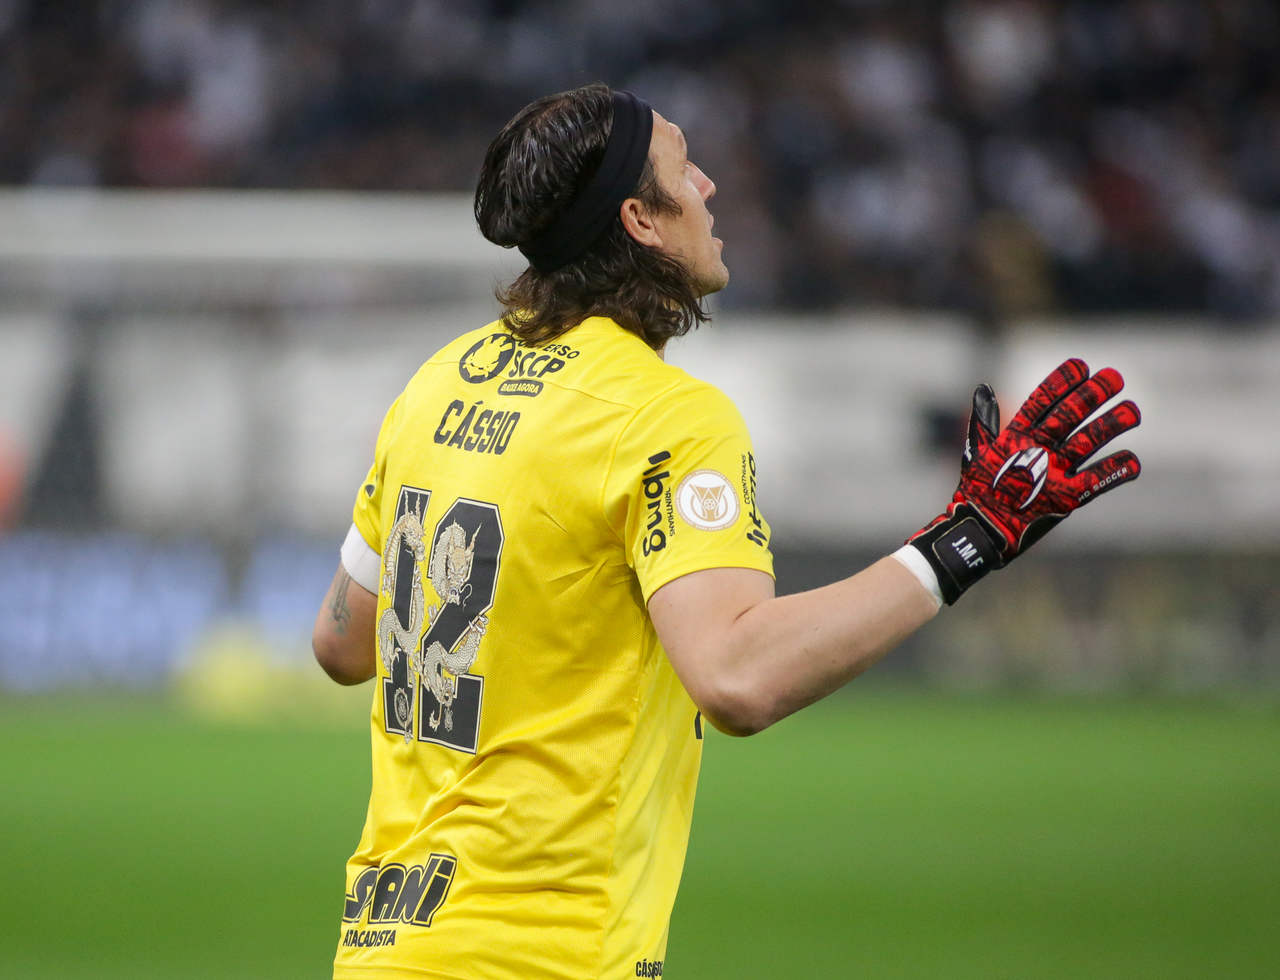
[{"left": 908, "top": 504, "right": 1004, "bottom": 604}]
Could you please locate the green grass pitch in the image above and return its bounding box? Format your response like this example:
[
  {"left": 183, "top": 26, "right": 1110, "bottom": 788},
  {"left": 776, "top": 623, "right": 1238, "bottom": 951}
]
[{"left": 2, "top": 689, "right": 1277, "bottom": 978}]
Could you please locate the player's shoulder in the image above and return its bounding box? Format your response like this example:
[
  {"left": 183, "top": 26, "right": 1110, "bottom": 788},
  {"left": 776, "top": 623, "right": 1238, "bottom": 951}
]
[
  {"left": 425, "top": 321, "right": 513, "bottom": 375},
  {"left": 398, "top": 315, "right": 739, "bottom": 422},
  {"left": 385, "top": 320, "right": 514, "bottom": 405},
  {"left": 564, "top": 317, "right": 738, "bottom": 412}
]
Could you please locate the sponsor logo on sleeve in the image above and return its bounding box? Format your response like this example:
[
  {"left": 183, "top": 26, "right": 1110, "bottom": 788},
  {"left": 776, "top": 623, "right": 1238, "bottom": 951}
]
[
  {"left": 640, "top": 451, "right": 676, "bottom": 555},
  {"left": 674, "top": 469, "right": 739, "bottom": 531},
  {"left": 740, "top": 452, "right": 768, "bottom": 547}
]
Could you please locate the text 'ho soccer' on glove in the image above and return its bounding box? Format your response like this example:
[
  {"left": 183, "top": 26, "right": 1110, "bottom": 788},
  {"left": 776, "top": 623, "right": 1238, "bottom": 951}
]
[{"left": 907, "top": 358, "right": 1141, "bottom": 605}]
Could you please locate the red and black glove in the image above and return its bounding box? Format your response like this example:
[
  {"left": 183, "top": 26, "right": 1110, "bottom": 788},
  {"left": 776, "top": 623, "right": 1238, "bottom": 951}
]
[{"left": 908, "top": 358, "right": 1141, "bottom": 604}]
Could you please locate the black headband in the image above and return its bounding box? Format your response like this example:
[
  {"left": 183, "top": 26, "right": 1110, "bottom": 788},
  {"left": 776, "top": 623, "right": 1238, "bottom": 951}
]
[{"left": 518, "top": 90, "right": 654, "bottom": 274}]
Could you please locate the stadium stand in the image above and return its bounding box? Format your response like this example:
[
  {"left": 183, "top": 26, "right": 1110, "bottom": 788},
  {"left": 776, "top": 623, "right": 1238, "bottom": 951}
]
[{"left": 1, "top": 0, "right": 1278, "bottom": 318}]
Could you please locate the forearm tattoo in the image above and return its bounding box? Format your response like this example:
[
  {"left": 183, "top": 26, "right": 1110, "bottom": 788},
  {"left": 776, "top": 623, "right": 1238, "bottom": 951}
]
[{"left": 329, "top": 568, "right": 354, "bottom": 634}]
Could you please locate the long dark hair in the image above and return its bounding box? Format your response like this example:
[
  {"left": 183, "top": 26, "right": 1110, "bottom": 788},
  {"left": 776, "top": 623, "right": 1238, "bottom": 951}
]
[{"left": 474, "top": 83, "right": 708, "bottom": 350}]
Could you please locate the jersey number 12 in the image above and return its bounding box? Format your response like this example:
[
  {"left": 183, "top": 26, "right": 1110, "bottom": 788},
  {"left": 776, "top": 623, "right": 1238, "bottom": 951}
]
[{"left": 379, "top": 486, "right": 503, "bottom": 754}]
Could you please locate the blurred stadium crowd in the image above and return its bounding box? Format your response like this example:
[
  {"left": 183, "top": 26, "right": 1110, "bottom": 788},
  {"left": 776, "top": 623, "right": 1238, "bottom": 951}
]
[
  {"left": 3, "top": 0, "right": 1280, "bottom": 319},
  {"left": 2, "top": 1, "right": 1277, "bottom": 697}
]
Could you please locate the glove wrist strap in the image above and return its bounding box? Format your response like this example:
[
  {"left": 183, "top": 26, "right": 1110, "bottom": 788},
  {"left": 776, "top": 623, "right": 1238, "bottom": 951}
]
[{"left": 908, "top": 504, "right": 1004, "bottom": 604}]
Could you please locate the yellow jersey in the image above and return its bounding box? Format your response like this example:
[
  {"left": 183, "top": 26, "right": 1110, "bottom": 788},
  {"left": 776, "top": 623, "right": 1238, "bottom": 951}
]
[{"left": 333, "top": 316, "right": 773, "bottom": 979}]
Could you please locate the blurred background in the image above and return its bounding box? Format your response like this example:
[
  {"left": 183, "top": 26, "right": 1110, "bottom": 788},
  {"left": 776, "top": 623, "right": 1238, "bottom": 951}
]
[{"left": 1, "top": 1, "right": 1277, "bottom": 978}]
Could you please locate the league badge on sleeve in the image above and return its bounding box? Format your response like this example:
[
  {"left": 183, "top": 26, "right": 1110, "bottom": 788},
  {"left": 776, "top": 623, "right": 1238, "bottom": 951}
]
[{"left": 674, "top": 470, "right": 740, "bottom": 531}]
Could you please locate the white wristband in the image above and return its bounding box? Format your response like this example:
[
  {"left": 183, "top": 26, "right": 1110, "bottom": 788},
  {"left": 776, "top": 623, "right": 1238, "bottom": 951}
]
[
  {"left": 891, "top": 544, "right": 944, "bottom": 610},
  {"left": 340, "top": 523, "right": 382, "bottom": 595}
]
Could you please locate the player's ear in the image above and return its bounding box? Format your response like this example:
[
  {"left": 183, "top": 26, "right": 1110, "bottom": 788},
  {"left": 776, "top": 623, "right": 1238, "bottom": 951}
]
[{"left": 620, "top": 196, "right": 662, "bottom": 249}]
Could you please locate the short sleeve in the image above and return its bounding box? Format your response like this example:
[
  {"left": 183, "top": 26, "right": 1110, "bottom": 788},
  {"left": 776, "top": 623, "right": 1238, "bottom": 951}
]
[
  {"left": 605, "top": 380, "right": 773, "bottom": 603},
  {"left": 351, "top": 393, "right": 404, "bottom": 554}
]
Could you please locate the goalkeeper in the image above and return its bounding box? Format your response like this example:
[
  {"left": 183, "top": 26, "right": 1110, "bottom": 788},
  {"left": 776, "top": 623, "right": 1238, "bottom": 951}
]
[{"left": 312, "top": 83, "right": 1141, "bottom": 980}]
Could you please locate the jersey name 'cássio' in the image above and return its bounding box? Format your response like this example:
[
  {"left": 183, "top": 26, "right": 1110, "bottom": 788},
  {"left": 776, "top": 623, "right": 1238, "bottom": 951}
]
[{"left": 333, "top": 316, "right": 772, "bottom": 980}]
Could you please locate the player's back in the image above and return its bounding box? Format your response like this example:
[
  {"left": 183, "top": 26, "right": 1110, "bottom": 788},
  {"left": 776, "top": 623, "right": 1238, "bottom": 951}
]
[{"left": 334, "top": 316, "right": 772, "bottom": 979}]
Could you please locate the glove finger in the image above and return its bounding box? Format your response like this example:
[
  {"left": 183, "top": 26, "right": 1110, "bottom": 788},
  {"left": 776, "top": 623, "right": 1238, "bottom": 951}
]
[
  {"left": 1009, "top": 358, "right": 1090, "bottom": 433},
  {"left": 1039, "top": 367, "right": 1126, "bottom": 444},
  {"left": 1061, "top": 399, "right": 1141, "bottom": 468},
  {"left": 964, "top": 384, "right": 1000, "bottom": 468},
  {"left": 1071, "top": 450, "right": 1141, "bottom": 505}
]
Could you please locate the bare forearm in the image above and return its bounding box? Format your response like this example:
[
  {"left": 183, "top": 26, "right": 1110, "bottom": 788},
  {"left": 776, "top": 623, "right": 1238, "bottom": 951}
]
[
  {"left": 704, "top": 558, "right": 939, "bottom": 734},
  {"left": 313, "top": 565, "right": 378, "bottom": 685}
]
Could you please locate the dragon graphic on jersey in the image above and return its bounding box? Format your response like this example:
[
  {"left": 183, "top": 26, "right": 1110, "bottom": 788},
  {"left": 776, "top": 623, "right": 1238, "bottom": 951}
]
[
  {"left": 378, "top": 501, "right": 428, "bottom": 738},
  {"left": 414, "top": 520, "right": 489, "bottom": 733}
]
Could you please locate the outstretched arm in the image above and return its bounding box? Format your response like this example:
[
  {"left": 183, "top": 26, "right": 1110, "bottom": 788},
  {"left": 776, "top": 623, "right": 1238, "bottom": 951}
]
[
  {"left": 652, "top": 358, "right": 1141, "bottom": 737},
  {"left": 650, "top": 558, "right": 939, "bottom": 736},
  {"left": 313, "top": 564, "right": 378, "bottom": 685}
]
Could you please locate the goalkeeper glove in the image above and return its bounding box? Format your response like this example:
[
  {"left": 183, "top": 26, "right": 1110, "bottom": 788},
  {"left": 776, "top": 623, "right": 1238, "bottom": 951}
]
[{"left": 907, "top": 357, "right": 1141, "bottom": 605}]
